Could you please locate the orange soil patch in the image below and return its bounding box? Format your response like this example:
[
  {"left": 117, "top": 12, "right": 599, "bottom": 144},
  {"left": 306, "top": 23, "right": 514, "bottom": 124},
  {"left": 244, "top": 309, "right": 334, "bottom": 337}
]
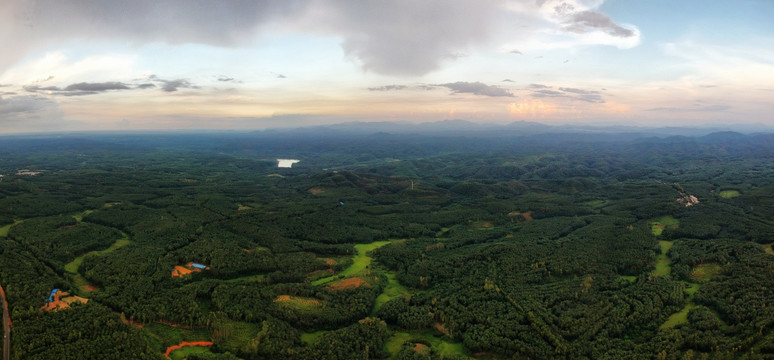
[
  {"left": 327, "top": 277, "right": 369, "bottom": 290},
  {"left": 171, "top": 262, "right": 209, "bottom": 277},
  {"left": 164, "top": 341, "right": 213, "bottom": 359},
  {"left": 323, "top": 258, "right": 338, "bottom": 266},
  {"left": 508, "top": 211, "right": 533, "bottom": 221},
  {"left": 477, "top": 221, "right": 494, "bottom": 228},
  {"left": 308, "top": 268, "right": 335, "bottom": 277},
  {"left": 81, "top": 284, "right": 99, "bottom": 292},
  {"left": 274, "top": 295, "right": 322, "bottom": 306},
  {"left": 308, "top": 188, "right": 325, "bottom": 195},
  {"left": 413, "top": 343, "right": 431, "bottom": 355},
  {"left": 435, "top": 322, "right": 450, "bottom": 336},
  {"left": 41, "top": 291, "right": 88, "bottom": 311},
  {"left": 171, "top": 265, "right": 193, "bottom": 277}
]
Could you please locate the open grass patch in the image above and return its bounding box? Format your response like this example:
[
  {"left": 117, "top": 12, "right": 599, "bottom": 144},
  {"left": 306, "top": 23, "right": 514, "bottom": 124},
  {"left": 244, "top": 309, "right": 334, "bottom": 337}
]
[
  {"left": 0, "top": 220, "right": 22, "bottom": 237},
  {"left": 143, "top": 322, "right": 210, "bottom": 349},
  {"left": 761, "top": 243, "right": 774, "bottom": 256},
  {"left": 274, "top": 295, "right": 322, "bottom": 311},
  {"left": 618, "top": 275, "right": 637, "bottom": 283},
  {"left": 384, "top": 331, "right": 468, "bottom": 359},
  {"left": 650, "top": 216, "right": 679, "bottom": 236},
  {"left": 168, "top": 345, "right": 215, "bottom": 360},
  {"left": 690, "top": 263, "right": 721, "bottom": 282},
  {"left": 301, "top": 330, "right": 326, "bottom": 345},
  {"left": 719, "top": 190, "right": 741, "bottom": 199},
  {"left": 214, "top": 319, "right": 261, "bottom": 350},
  {"left": 312, "top": 240, "right": 393, "bottom": 286},
  {"left": 372, "top": 272, "right": 410, "bottom": 315},
  {"left": 660, "top": 304, "right": 696, "bottom": 330},
  {"left": 652, "top": 241, "right": 673, "bottom": 277}
]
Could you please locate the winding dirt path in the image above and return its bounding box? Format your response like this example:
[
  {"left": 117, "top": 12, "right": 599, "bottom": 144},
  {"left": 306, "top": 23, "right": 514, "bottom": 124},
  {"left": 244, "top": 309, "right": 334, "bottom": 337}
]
[{"left": 164, "top": 341, "right": 213, "bottom": 359}]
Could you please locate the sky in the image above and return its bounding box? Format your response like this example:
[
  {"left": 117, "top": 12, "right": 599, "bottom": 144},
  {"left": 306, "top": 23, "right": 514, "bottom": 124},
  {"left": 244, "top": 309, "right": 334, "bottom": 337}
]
[{"left": 1, "top": 0, "right": 773, "bottom": 133}]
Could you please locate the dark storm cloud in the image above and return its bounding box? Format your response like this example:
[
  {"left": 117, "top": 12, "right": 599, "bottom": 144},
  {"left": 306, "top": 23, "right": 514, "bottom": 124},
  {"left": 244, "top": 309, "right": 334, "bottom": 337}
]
[
  {"left": 367, "top": 85, "right": 408, "bottom": 91},
  {"left": 437, "top": 82, "right": 514, "bottom": 97},
  {"left": 563, "top": 10, "right": 634, "bottom": 38}
]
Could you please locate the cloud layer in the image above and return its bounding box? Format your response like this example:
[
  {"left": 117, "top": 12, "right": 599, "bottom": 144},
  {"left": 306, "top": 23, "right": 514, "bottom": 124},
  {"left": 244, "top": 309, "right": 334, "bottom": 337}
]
[{"left": 1, "top": 0, "right": 639, "bottom": 76}]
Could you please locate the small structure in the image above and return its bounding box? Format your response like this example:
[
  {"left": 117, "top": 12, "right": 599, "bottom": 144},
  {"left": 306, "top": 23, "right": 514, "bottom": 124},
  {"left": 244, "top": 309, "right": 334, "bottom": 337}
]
[
  {"left": 46, "top": 289, "right": 59, "bottom": 303},
  {"left": 171, "top": 262, "right": 210, "bottom": 277},
  {"left": 277, "top": 159, "right": 300, "bottom": 168}
]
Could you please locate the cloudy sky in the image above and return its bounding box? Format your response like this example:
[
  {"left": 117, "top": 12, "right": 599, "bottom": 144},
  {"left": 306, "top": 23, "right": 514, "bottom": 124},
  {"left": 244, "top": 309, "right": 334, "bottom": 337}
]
[{"left": 1, "top": 0, "right": 773, "bottom": 133}]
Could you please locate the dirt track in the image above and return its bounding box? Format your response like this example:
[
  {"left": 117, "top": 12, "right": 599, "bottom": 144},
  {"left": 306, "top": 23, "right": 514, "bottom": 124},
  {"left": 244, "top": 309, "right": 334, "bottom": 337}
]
[{"left": 1, "top": 283, "right": 10, "bottom": 360}]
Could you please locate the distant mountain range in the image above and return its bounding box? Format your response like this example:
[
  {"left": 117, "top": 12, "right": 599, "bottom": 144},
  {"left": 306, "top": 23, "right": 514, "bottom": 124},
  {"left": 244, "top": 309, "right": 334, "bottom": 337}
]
[{"left": 261, "top": 119, "right": 773, "bottom": 138}]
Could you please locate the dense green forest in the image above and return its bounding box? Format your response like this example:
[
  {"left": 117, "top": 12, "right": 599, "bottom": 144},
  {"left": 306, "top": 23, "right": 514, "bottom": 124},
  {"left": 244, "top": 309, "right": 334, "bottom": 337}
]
[{"left": 2, "top": 129, "right": 774, "bottom": 359}]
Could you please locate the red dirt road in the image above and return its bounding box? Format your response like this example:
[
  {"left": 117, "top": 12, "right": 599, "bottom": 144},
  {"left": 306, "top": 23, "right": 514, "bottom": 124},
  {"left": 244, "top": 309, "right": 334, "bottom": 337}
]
[
  {"left": 1, "top": 283, "right": 10, "bottom": 360},
  {"left": 164, "top": 341, "right": 213, "bottom": 359}
]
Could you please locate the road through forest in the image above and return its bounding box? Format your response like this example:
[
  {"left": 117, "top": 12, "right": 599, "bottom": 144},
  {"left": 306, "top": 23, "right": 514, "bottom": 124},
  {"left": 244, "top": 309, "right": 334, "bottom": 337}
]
[{"left": 1, "top": 283, "right": 10, "bottom": 360}]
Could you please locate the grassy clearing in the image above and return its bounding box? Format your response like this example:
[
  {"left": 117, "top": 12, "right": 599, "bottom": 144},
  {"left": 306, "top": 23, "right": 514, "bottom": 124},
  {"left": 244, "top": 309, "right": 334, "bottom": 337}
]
[
  {"left": 64, "top": 236, "right": 130, "bottom": 273},
  {"left": 690, "top": 263, "right": 721, "bottom": 282},
  {"left": 65, "top": 233, "right": 130, "bottom": 294},
  {"left": 72, "top": 209, "right": 94, "bottom": 222},
  {"left": 660, "top": 304, "right": 696, "bottom": 330},
  {"left": 274, "top": 295, "right": 322, "bottom": 311},
  {"left": 144, "top": 323, "right": 210, "bottom": 349},
  {"left": 372, "top": 272, "right": 410, "bottom": 315},
  {"left": 719, "top": 190, "right": 741, "bottom": 199},
  {"left": 312, "top": 240, "right": 393, "bottom": 286},
  {"left": 384, "top": 331, "right": 468, "bottom": 359},
  {"left": 216, "top": 319, "right": 261, "bottom": 350},
  {"left": 301, "top": 330, "right": 326, "bottom": 345},
  {"left": 0, "top": 220, "right": 22, "bottom": 237},
  {"left": 651, "top": 216, "right": 679, "bottom": 236},
  {"left": 685, "top": 282, "right": 700, "bottom": 296},
  {"left": 653, "top": 241, "right": 673, "bottom": 277},
  {"left": 169, "top": 345, "right": 214, "bottom": 360},
  {"left": 761, "top": 243, "right": 774, "bottom": 256},
  {"left": 618, "top": 275, "right": 637, "bottom": 283}
]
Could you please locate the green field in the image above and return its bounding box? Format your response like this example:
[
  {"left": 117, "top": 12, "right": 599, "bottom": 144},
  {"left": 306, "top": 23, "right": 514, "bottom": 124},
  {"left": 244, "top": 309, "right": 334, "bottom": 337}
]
[
  {"left": 618, "top": 275, "right": 637, "bottom": 283},
  {"left": 64, "top": 233, "right": 131, "bottom": 292},
  {"left": 690, "top": 263, "right": 721, "bottom": 282},
  {"left": 169, "top": 345, "right": 214, "bottom": 360},
  {"left": 653, "top": 241, "right": 674, "bottom": 276},
  {"left": 384, "top": 331, "right": 468, "bottom": 359},
  {"left": 72, "top": 209, "right": 94, "bottom": 222},
  {"left": 372, "top": 272, "right": 410, "bottom": 315},
  {"left": 763, "top": 244, "right": 774, "bottom": 256},
  {"left": 216, "top": 319, "right": 262, "bottom": 350},
  {"left": 144, "top": 322, "right": 210, "bottom": 348},
  {"left": 660, "top": 304, "right": 696, "bottom": 329},
  {"left": 312, "top": 240, "right": 393, "bottom": 285},
  {"left": 301, "top": 330, "right": 326, "bottom": 345},
  {"left": 650, "top": 216, "right": 679, "bottom": 236},
  {"left": 0, "top": 220, "right": 22, "bottom": 237},
  {"left": 719, "top": 190, "right": 741, "bottom": 199}
]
